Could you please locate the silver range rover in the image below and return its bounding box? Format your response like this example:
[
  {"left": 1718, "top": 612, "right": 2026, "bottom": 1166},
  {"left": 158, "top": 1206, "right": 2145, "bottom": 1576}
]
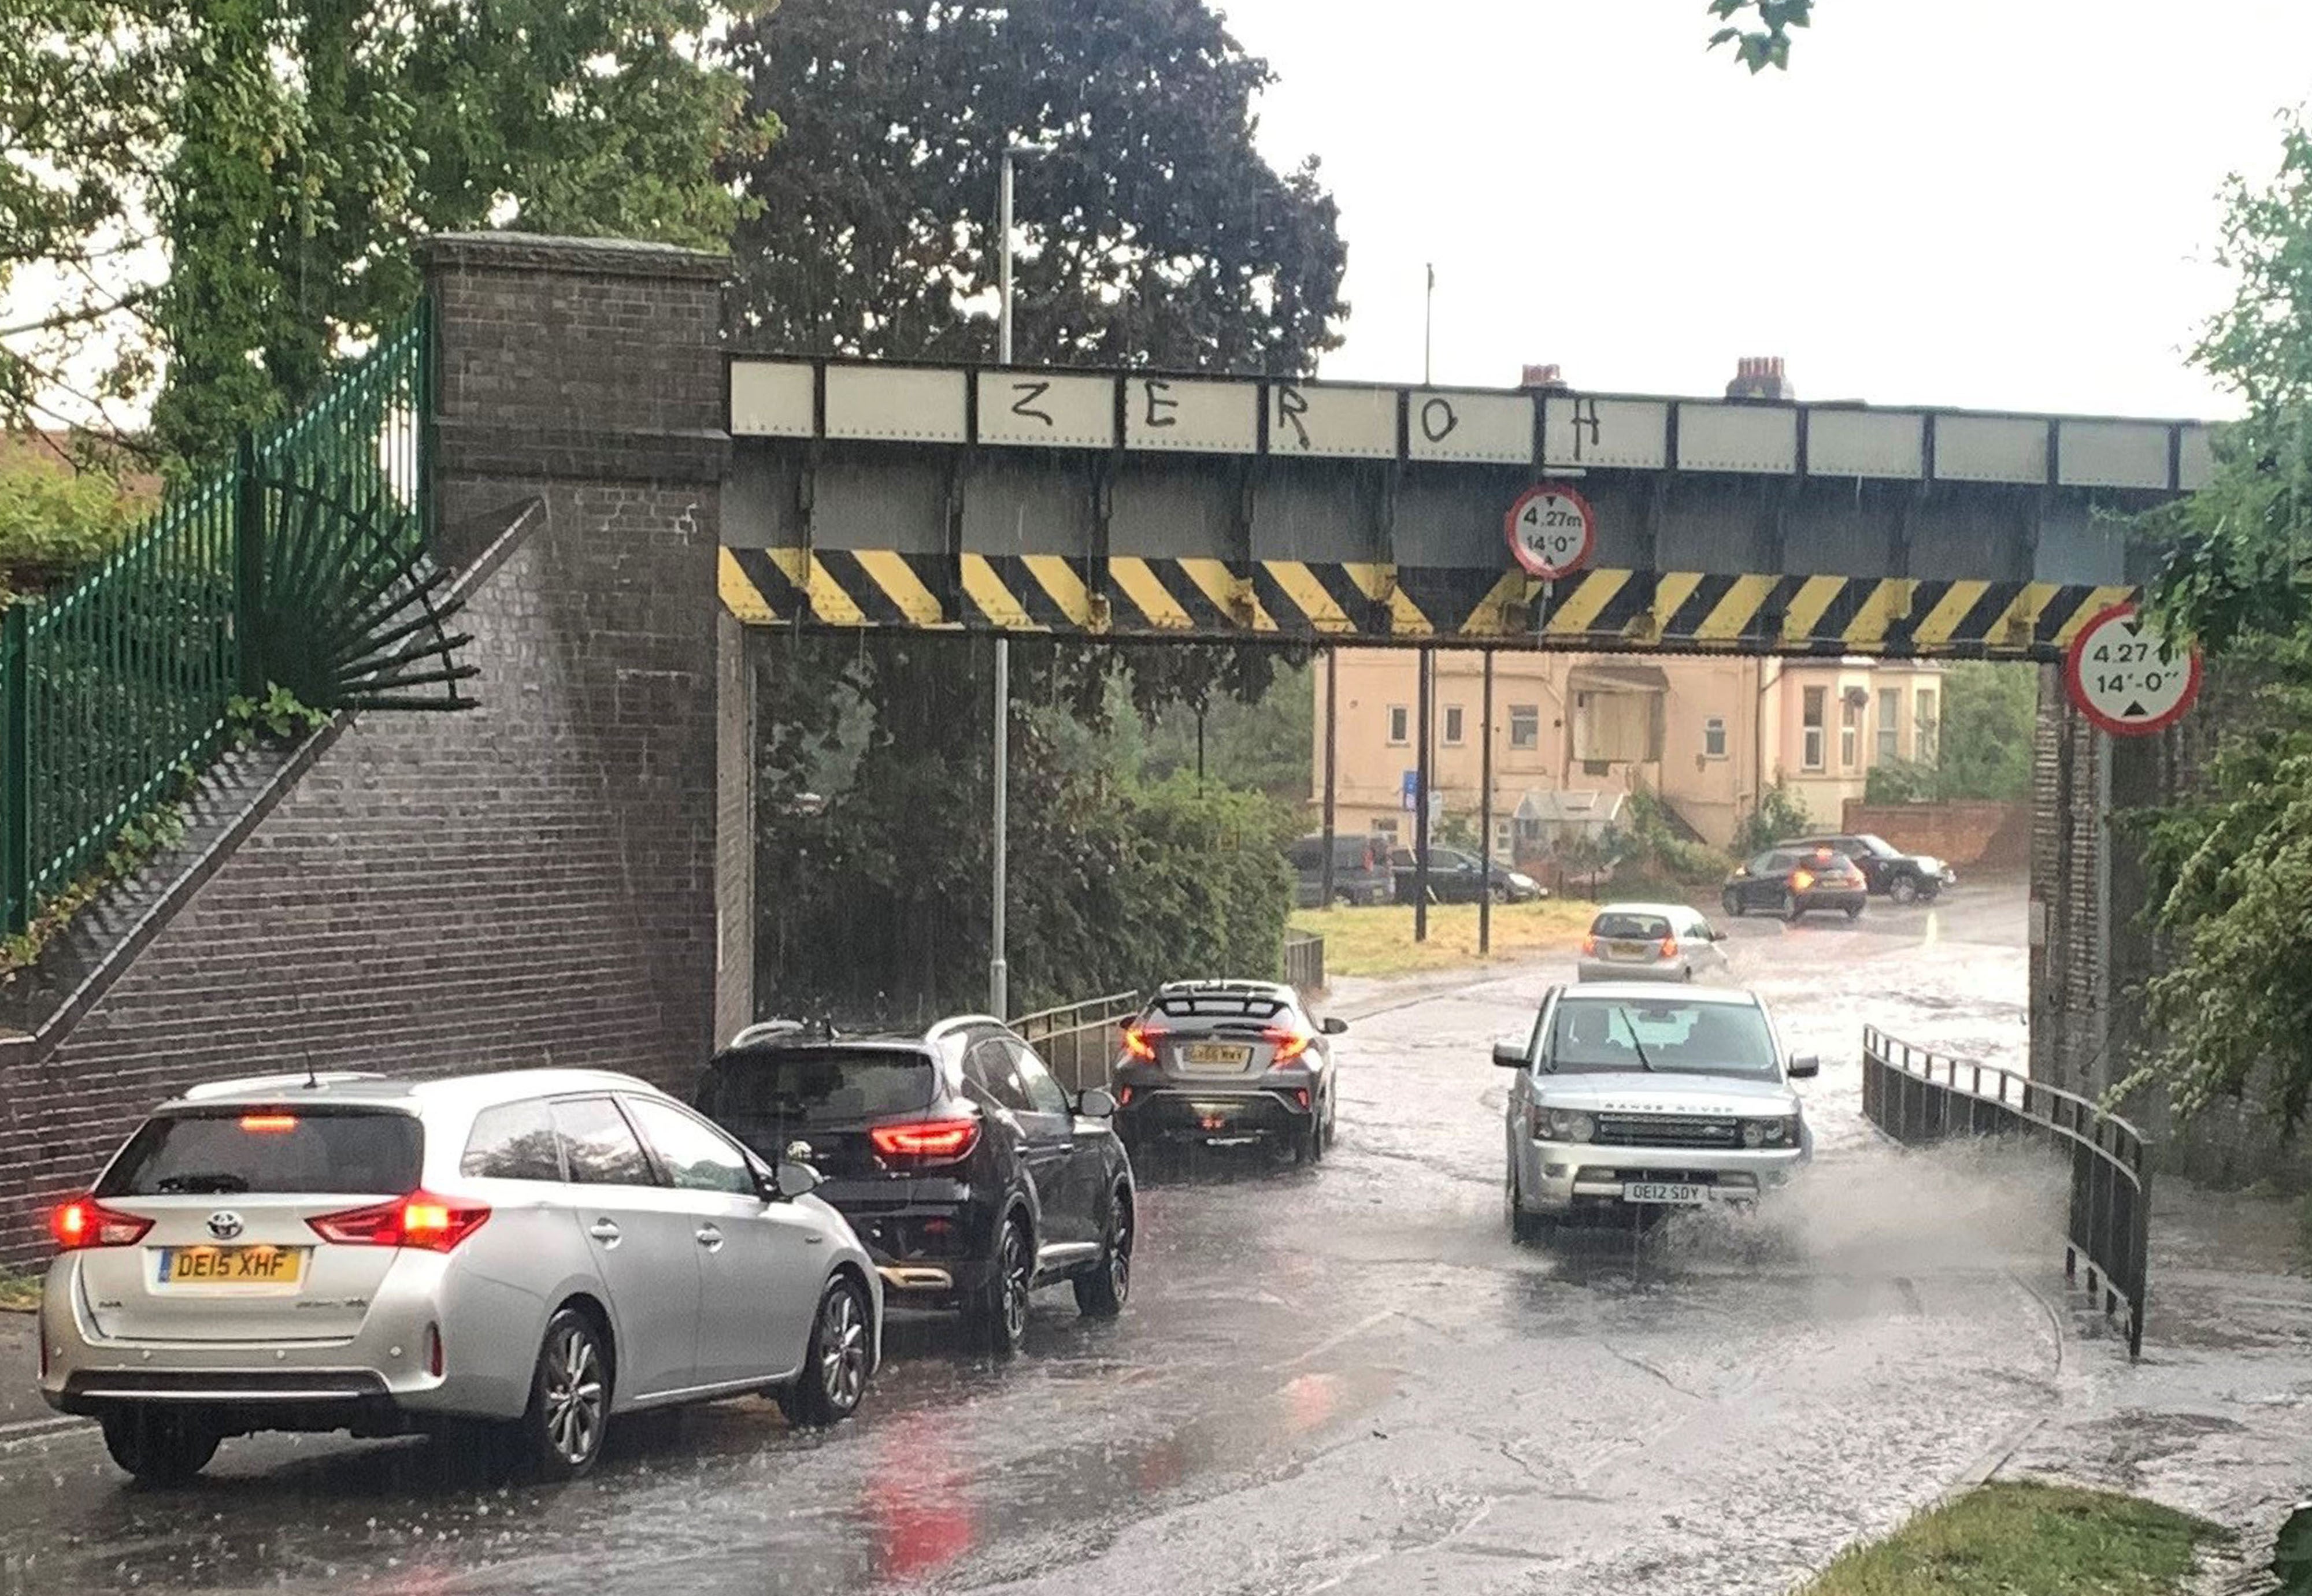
[{"left": 1495, "top": 983, "right": 1818, "bottom": 1238}]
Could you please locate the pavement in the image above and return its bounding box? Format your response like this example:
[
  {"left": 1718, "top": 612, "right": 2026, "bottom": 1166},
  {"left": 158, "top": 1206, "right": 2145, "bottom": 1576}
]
[{"left": 0, "top": 877, "right": 2300, "bottom": 1594}]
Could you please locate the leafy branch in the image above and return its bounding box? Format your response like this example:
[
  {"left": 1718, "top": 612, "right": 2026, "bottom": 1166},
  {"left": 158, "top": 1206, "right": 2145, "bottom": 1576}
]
[{"left": 1706, "top": 0, "right": 1814, "bottom": 73}]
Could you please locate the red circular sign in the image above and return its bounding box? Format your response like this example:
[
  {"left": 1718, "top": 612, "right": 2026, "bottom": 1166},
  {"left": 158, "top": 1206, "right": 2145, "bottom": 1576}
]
[
  {"left": 2063, "top": 601, "right": 2202, "bottom": 736},
  {"left": 1504, "top": 484, "right": 1596, "bottom": 579}
]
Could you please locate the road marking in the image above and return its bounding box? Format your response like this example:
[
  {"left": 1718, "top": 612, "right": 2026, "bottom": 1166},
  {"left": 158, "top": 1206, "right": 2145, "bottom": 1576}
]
[
  {"left": 0, "top": 1415, "right": 89, "bottom": 1449},
  {"left": 1264, "top": 1307, "right": 1397, "bottom": 1372}
]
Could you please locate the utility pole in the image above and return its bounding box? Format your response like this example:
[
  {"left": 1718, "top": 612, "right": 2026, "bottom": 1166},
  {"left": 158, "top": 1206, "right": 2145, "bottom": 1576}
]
[
  {"left": 1414, "top": 647, "right": 1433, "bottom": 943},
  {"left": 1423, "top": 263, "right": 1436, "bottom": 387},
  {"left": 1320, "top": 649, "right": 1338, "bottom": 910},
  {"left": 990, "top": 137, "right": 1050, "bottom": 1022},
  {"left": 1479, "top": 649, "right": 1494, "bottom": 955}
]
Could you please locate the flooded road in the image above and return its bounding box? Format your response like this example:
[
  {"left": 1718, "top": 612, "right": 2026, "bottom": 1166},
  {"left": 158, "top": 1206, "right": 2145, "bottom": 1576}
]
[{"left": 0, "top": 883, "right": 2075, "bottom": 1595}]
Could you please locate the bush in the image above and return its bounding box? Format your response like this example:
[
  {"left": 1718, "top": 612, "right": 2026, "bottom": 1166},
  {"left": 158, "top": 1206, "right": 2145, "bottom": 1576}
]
[
  {"left": 0, "top": 459, "right": 145, "bottom": 602},
  {"left": 1865, "top": 757, "right": 1942, "bottom": 805},
  {"left": 1733, "top": 780, "right": 1814, "bottom": 856}
]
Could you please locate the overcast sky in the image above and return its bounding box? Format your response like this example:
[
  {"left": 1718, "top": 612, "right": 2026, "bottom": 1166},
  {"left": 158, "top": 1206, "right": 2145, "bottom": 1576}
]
[{"left": 1216, "top": 0, "right": 2312, "bottom": 419}]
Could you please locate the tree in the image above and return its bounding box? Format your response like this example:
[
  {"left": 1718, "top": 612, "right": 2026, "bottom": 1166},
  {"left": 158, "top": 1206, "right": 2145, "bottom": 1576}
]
[
  {"left": 720, "top": 0, "right": 1346, "bottom": 376},
  {"left": 5, "top": 0, "right": 770, "bottom": 466},
  {"left": 1865, "top": 663, "right": 2036, "bottom": 803},
  {"left": 1706, "top": 0, "right": 1813, "bottom": 74}
]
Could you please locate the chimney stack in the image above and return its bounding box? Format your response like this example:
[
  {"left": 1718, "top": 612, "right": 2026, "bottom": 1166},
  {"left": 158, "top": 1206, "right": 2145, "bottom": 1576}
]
[
  {"left": 1520, "top": 363, "right": 1569, "bottom": 389},
  {"left": 1725, "top": 355, "right": 1792, "bottom": 400}
]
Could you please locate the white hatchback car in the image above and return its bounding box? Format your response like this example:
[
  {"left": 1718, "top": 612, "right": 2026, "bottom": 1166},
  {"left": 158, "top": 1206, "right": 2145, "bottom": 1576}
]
[
  {"left": 1575, "top": 903, "right": 1732, "bottom": 983},
  {"left": 39, "top": 1069, "right": 881, "bottom": 1483}
]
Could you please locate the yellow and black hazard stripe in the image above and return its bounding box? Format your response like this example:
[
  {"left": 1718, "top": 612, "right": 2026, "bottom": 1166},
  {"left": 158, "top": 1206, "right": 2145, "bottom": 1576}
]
[{"left": 720, "top": 547, "right": 2135, "bottom": 659}]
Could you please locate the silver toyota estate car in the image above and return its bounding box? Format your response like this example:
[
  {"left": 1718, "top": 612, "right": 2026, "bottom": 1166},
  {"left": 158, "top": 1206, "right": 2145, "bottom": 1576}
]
[
  {"left": 1495, "top": 984, "right": 1819, "bottom": 1239},
  {"left": 39, "top": 1068, "right": 882, "bottom": 1484}
]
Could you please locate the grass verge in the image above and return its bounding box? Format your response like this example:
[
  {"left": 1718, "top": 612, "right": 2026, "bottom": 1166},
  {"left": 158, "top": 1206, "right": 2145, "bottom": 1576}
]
[
  {"left": 0, "top": 1267, "right": 40, "bottom": 1312},
  {"left": 1796, "top": 1480, "right": 2221, "bottom": 1596},
  {"left": 1290, "top": 899, "right": 1598, "bottom": 979}
]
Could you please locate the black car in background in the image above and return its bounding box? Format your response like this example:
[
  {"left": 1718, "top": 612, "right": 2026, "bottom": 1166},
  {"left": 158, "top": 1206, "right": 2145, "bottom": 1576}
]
[
  {"left": 695, "top": 1016, "right": 1135, "bottom": 1357},
  {"left": 1388, "top": 846, "right": 1546, "bottom": 905},
  {"left": 1111, "top": 980, "right": 1346, "bottom": 1162},
  {"left": 1779, "top": 833, "right": 1954, "bottom": 903},
  {"left": 1722, "top": 847, "right": 1869, "bottom": 921},
  {"left": 1288, "top": 832, "right": 1397, "bottom": 907}
]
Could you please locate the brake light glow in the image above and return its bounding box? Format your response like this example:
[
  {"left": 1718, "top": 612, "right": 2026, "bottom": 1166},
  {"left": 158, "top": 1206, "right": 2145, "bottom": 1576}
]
[
  {"left": 1121, "top": 1025, "right": 1162, "bottom": 1062},
  {"left": 307, "top": 1190, "right": 490, "bottom": 1252},
  {"left": 1791, "top": 869, "right": 1815, "bottom": 891},
  {"left": 1264, "top": 1026, "right": 1316, "bottom": 1066},
  {"left": 869, "top": 1119, "right": 981, "bottom": 1160},
  {"left": 1117, "top": 1085, "right": 1134, "bottom": 1107},
  {"left": 1581, "top": 934, "right": 1598, "bottom": 956},
  {"left": 238, "top": 1114, "right": 299, "bottom": 1133},
  {"left": 1658, "top": 936, "right": 1679, "bottom": 958},
  {"left": 50, "top": 1197, "right": 151, "bottom": 1250}
]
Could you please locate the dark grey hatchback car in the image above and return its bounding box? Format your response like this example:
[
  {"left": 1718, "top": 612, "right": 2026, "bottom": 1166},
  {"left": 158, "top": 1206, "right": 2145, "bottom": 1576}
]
[{"left": 1109, "top": 981, "right": 1347, "bottom": 1161}]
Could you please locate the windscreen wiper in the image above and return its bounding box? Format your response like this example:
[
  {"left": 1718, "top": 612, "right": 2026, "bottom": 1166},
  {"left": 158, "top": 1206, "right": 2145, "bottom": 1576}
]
[{"left": 1611, "top": 1007, "right": 1657, "bottom": 1072}]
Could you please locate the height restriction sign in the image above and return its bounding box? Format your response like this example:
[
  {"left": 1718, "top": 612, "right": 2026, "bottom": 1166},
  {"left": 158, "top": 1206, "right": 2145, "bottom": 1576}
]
[
  {"left": 2063, "top": 602, "right": 2202, "bottom": 736},
  {"left": 1504, "top": 484, "right": 1596, "bottom": 580}
]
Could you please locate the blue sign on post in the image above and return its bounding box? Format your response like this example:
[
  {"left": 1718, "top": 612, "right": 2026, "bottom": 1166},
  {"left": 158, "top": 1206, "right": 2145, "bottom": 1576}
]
[{"left": 1401, "top": 769, "right": 1420, "bottom": 811}]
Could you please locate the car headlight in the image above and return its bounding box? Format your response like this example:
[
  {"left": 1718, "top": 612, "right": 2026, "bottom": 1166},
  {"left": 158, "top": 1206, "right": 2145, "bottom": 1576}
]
[
  {"left": 1742, "top": 1117, "right": 1800, "bottom": 1148},
  {"left": 1508, "top": 872, "right": 1537, "bottom": 890},
  {"left": 1540, "top": 1108, "right": 1595, "bottom": 1142}
]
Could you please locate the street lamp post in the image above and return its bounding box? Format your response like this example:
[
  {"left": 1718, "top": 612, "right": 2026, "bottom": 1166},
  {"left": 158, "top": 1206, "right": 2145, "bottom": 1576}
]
[{"left": 990, "top": 138, "right": 1048, "bottom": 1022}]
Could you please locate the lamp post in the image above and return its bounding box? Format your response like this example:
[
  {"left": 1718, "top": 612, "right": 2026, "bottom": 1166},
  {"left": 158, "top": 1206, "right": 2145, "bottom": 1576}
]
[{"left": 990, "top": 138, "right": 1051, "bottom": 1022}]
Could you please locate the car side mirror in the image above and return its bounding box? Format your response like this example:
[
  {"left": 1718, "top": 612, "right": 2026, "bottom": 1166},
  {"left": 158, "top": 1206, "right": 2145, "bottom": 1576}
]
[
  {"left": 1321, "top": 1016, "right": 1348, "bottom": 1035},
  {"left": 1076, "top": 1086, "right": 1118, "bottom": 1118},
  {"left": 774, "top": 1161, "right": 822, "bottom": 1199},
  {"left": 1492, "top": 1037, "right": 1529, "bottom": 1069},
  {"left": 1787, "top": 1055, "right": 1821, "bottom": 1079}
]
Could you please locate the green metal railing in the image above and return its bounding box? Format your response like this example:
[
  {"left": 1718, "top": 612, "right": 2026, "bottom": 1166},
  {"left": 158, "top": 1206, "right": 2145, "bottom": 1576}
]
[{"left": 1, "top": 301, "right": 460, "bottom": 937}]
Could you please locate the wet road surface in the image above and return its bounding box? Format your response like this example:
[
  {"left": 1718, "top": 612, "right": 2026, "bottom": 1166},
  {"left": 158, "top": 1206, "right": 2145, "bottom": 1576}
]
[{"left": 0, "top": 882, "right": 2078, "bottom": 1595}]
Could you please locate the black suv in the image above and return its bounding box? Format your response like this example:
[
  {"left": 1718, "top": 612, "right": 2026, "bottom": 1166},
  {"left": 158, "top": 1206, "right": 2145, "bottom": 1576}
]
[
  {"left": 1779, "top": 833, "right": 1954, "bottom": 903},
  {"left": 694, "top": 1015, "right": 1135, "bottom": 1357}
]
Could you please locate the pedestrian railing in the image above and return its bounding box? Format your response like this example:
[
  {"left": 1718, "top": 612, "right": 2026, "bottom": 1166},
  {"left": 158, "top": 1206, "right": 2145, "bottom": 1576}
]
[
  {"left": 1862, "top": 1026, "right": 2150, "bottom": 1358},
  {"left": 1014, "top": 989, "right": 1141, "bottom": 1093},
  {"left": 1284, "top": 929, "right": 1325, "bottom": 993},
  {"left": 1, "top": 299, "right": 473, "bottom": 936}
]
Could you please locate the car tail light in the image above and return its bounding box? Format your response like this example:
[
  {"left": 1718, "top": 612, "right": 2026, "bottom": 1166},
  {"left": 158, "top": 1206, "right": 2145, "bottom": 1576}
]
[
  {"left": 1264, "top": 1026, "right": 1316, "bottom": 1065},
  {"left": 1581, "top": 934, "right": 1598, "bottom": 956},
  {"left": 1117, "top": 1085, "right": 1133, "bottom": 1107},
  {"left": 1293, "top": 1088, "right": 1310, "bottom": 1109},
  {"left": 1791, "top": 868, "right": 1815, "bottom": 891},
  {"left": 869, "top": 1119, "right": 981, "bottom": 1161},
  {"left": 51, "top": 1197, "right": 150, "bottom": 1250},
  {"left": 1658, "top": 936, "right": 1679, "bottom": 958},
  {"left": 1121, "top": 1024, "right": 1162, "bottom": 1062},
  {"left": 308, "top": 1190, "right": 491, "bottom": 1252},
  {"left": 239, "top": 1113, "right": 299, "bottom": 1133}
]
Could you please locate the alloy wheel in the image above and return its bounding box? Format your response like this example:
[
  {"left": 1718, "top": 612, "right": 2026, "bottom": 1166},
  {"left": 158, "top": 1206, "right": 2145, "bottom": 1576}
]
[
  {"left": 1002, "top": 1222, "right": 1032, "bottom": 1343},
  {"left": 543, "top": 1322, "right": 605, "bottom": 1467},
  {"left": 818, "top": 1286, "right": 869, "bottom": 1412}
]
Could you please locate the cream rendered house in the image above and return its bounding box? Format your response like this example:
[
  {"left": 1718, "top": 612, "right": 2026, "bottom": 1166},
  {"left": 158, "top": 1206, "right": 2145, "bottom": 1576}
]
[{"left": 1310, "top": 648, "right": 1945, "bottom": 854}]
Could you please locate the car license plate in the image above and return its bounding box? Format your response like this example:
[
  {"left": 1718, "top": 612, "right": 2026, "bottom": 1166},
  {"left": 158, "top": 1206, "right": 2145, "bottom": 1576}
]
[
  {"left": 1622, "top": 1183, "right": 1709, "bottom": 1205},
  {"left": 157, "top": 1246, "right": 306, "bottom": 1285},
  {"left": 1608, "top": 940, "right": 1651, "bottom": 959},
  {"left": 1182, "top": 1042, "right": 1251, "bottom": 1070}
]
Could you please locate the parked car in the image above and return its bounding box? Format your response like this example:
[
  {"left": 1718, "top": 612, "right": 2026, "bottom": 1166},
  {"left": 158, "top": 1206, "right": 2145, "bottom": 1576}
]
[
  {"left": 1495, "top": 984, "right": 1818, "bottom": 1238},
  {"left": 40, "top": 1068, "right": 880, "bottom": 1485},
  {"left": 1389, "top": 846, "right": 1546, "bottom": 904},
  {"left": 1780, "top": 833, "right": 1955, "bottom": 903},
  {"left": 1575, "top": 903, "right": 1732, "bottom": 983},
  {"left": 1111, "top": 980, "right": 1347, "bottom": 1162},
  {"left": 1721, "top": 847, "right": 1869, "bottom": 921},
  {"left": 1289, "top": 832, "right": 1396, "bottom": 907},
  {"left": 696, "top": 1016, "right": 1134, "bottom": 1358}
]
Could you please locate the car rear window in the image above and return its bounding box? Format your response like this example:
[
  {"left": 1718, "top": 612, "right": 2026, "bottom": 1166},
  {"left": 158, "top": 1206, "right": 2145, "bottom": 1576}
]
[
  {"left": 1590, "top": 912, "right": 1670, "bottom": 940},
  {"left": 98, "top": 1109, "right": 423, "bottom": 1197},
  {"left": 698, "top": 1048, "right": 937, "bottom": 1140},
  {"left": 1145, "top": 992, "right": 1288, "bottom": 1031}
]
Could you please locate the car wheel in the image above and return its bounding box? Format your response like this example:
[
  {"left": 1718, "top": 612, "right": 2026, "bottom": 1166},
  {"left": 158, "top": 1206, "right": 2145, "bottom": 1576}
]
[
  {"left": 1506, "top": 1168, "right": 1547, "bottom": 1245},
  {"left": 1322, "top": 1090, "right": 1339, "bottom": 1150},
  {"left": 970, "top": 1212, "right": 1033, "bottom": 1358},
  {"left": 1845, "top": 902, "right": 1864, "bottom": 921},
  {"left": 519, "top": 1307, "right": 611, "bottom": 1482},
  {"left": 1074, "top": 1186, "right": 1133, "bottom": 1319},
  {"left": 1889, "top": 875, "right": 1919, "bottom": 905},
  {"left": 1782, "top": 892, "right": 1803, "bottom": 922},
  {"left": 781, "top": 1274, "right": 873, "bottom": 1427},
  {"left": 101, "top": 1408, "right": 218, "bottom": 1486},
  {"left": 1721, "top": 891, "right": 1743, "bottom": 918}
]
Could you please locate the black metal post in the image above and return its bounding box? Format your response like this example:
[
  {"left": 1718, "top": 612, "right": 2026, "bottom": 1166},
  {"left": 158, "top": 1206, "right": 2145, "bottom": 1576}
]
[
  {"left": 1320, "top": 649, "right": 1338, "bottom": 910},
  {"left": 1414, "top": 646, "right": 1433, "bottom": 943},
  {"left": 234, "top": 432, "right": 266, "bottom": 699},
  {"left": 0, "top": 604, "right": 28, "bottom": 937},
  {"left": 1479, "top": 648, "right": 1494, "bottom": 956}
]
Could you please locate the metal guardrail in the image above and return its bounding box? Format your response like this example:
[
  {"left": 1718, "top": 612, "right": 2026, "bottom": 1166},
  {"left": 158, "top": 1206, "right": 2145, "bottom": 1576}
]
[
  {"left": 1284, "top": 930, "right": 1325, "bottom": 993},
  {"left": 1862, "top": 1026, "right": 2150, "bottom": 1357},
  {"left": 1013, "top": 989, "right": 1141, "bottom": 1093}
]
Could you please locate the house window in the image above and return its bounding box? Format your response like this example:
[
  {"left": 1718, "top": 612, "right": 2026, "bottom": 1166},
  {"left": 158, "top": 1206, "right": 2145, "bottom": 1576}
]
[
  {"left": 1703, "top": 716, "right": 1727, "bottom": 759},
  {"left": 1877, "top": 688, "right": 1900, "bottom": 761},
  {"left": 1509, "top": 704, "right": 1539, "bottom": 751},
  {"left": 1387, "top": 705, "right": 1409, "bottom": 746},
  {"left": 1802, "top": 686, "right": 1826, "bottom": 772},
  {"left": 1916, "top": 688, "right": 1940, "bottom": 764},
  {"left": 1840, "top": 695, "right": 1862, "bottom": 769},
  {"left": 1443, "top": 704, "right": 1465, "bottom": 746},
  {"left": 1374, "top": 816, "right": 1400, "bottom": 838}
]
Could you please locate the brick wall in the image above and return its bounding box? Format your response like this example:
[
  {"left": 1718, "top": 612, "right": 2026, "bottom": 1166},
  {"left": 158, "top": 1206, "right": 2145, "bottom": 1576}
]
[
  {"left": 2028, "top": 665, "right": 2107, "bottom": 1097},
  {"left": 1838, "top": 799, "right": 2030, "bottom": 872},
  {"left": 0, "top": 235, "right": 731, "bottom": 1263}
]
